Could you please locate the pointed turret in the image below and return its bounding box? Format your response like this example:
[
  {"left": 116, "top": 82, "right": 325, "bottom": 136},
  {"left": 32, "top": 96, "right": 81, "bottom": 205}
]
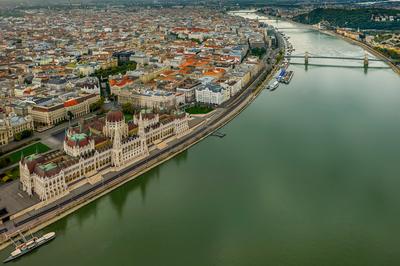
[
  {"left": 113, "top": 129, "right": 121, "bottom": 149},
  {"left": 111, "top": 129, "right": 122, "bottom": 167},
  {"left": 138, "top": 112, "right": 145, "bottom": 138}
]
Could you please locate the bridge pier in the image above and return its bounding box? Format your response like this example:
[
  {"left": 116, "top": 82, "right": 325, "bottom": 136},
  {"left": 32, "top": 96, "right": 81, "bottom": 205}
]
[
  {"left": 364, "top": 53, "right": 369, "bottom": 69},
  {"left": 305, "top": 51, "right": 309, "bottom": 66}
]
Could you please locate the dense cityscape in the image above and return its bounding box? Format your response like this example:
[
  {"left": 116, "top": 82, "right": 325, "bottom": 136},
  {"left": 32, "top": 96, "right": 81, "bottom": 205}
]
[
  {"left": 0, "top": 5, "right": 281, "bottom": 249},
  {"left": 0, "top": 1, "right": 399, "bottom": 265}
]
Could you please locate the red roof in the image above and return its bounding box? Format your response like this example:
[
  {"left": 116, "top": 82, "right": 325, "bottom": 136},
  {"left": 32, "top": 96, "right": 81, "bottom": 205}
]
[
  {"left": 109, "top": 77, "right": 134, "bottom": 88},
  {"left": 189, "top": 27, "right": 209, "bottom": 33},
  {"left": 64, "top": 99, "right": 78, "bottom": 107},
  {"left": 66, "top": 138, "right": 90, "bottom": 148},
  {"left": 106, "top": 110, "right": 124, "bottom": 122}
]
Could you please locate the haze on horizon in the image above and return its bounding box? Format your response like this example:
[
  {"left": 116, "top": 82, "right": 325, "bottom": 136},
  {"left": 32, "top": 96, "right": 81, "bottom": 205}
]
[{"left": 0, "top": 0, "right": 381, "bottom": 8}]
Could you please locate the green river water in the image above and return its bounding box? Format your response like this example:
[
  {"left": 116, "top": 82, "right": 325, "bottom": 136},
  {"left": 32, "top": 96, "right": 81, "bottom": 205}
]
[{"left": 1, "top": 12, "right": 400, "bottom": 266}]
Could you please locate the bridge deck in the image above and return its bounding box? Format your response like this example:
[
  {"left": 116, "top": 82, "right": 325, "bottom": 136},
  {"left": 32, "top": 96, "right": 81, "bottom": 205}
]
[
  {"left": 276, "top": 27, "right": 304, "bottom": 30},
  {"left": 290, "top": 62, "right": 390, "bottom": 68},
  {"left": 286, "top": 55, "right": 382, "bottom": 61}
]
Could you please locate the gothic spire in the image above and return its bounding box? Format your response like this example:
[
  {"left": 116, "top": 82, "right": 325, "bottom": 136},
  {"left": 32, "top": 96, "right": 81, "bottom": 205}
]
[{"left": 113, "top": 129, "right": 121, "bottom": 149}]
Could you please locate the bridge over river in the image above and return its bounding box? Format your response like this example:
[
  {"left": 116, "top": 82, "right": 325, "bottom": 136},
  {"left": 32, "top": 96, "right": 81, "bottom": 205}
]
[
  {"left": 2, "top": 10, "right": 399, "bottom": 266},
  {"left": 285, "top": 52, "right": 398, "bottom": 69}
]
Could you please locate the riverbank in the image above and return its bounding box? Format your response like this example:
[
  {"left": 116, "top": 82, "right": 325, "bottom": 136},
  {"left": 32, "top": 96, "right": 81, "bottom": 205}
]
[
  {"left": 320, "top": 29, "right": 400, "bottom": 75},
  {"left": 0, "top": 56, "right": 280, "bottom": 252},
  {"left": 253, "top": 10, "right": 399, "bottom": 75},
  {"left": 5, "top": 11, "right": 400, "bottom": 265}
]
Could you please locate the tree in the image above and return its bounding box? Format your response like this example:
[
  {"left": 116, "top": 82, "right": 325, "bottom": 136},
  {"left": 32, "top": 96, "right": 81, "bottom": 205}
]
[
  {"left": 276, "top": 50, "right": 284, "bottom": 63},
  {"left": 294, "top": 8, "right": 400, "bottom": 31},
  {"left": 0, "top": 157, "right": 11, "bottom": 168},
  {"left": 90, "top": 97, "right": 105, "bottom": 112},
  {"left": 14, "top": 130, "right": 32, "bottom": 141},
  {"left": 92, "top": 61, "right": 137, "bottom": 81},
  {"left": 190, "top": 38, "right": 202, "bottom": 44},
  {"left": 122, "top": 102, "right": 135, "bottom": 115},
  {"left": 109, "top": 94, "right": 117, "bottom": 102},
  {"left": 251, "top": 47, "right": 267, "bottom": 58},
  {"left": 14, "top": 133, "right": 22, "bottom": 141},
  {"left": 20, "top": 129, "right": 33, "bottom": 139}
]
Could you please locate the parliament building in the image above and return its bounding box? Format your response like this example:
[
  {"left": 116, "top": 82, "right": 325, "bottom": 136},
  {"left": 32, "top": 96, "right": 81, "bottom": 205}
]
[{"left": 20, "top": 109, "right": 190, "bottom": 201}]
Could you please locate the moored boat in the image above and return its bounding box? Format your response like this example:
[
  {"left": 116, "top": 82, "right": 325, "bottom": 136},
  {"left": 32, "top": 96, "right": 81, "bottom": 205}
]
[
  {"left": 277, "top": 68, "right": 286, "bottom": 81},
  {"left": 3, "top": 232, "right": 56, "bottom": 263},
  {"left": 281, "top": 71, "right": 294, "bottom": 84},
  {"left": 268, "top": 81, "right": 279, "bottom": 91}
]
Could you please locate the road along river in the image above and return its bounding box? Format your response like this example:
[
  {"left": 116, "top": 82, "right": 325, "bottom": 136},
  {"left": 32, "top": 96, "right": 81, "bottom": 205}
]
[{"left": 1, "top": 11, "right": 400, "bottom": 266}]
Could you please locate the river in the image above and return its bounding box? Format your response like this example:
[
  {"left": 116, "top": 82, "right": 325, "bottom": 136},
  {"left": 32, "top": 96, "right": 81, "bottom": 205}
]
[{"left": 1, "top": 11, "right": 400, "bottom": 266}]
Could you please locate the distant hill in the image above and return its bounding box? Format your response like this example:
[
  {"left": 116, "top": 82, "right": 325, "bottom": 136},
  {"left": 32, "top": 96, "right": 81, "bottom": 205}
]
[{"left": 293, "top": 8, "right": 400, "bottom": 31}]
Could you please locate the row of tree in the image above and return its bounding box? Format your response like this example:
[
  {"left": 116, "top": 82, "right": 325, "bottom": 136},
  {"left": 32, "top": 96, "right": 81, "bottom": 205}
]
[
  {"left": 375, "top": 47, "right": 400, "bottom": 60},
  {"left": 92, "top": 61, "right": 137, "bottom": 80},
  {"left": 14, "top": 129, "right": 33, "bottom": 141}
]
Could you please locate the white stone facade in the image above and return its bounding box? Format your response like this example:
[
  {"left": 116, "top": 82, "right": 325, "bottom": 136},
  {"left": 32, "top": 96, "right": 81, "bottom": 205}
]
[
  {"left": 195, "top": 83, "right": 230, "bottom": 105},
  {"left": 20, "top": 110, "right": 190, "bottom": 201}
]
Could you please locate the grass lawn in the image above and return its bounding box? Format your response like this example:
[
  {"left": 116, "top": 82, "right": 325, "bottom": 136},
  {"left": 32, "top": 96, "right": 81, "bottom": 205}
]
[
  {"left": 0, "top": 142, "right": 50, "bottom": 185},
  {"left": 124, "top": 113, "right": 133, "bottom": 122},
  {"left": 185, "top": 105, "right": 214, "bottom": 114},
  {"left": 8, "top": 142, "right": 50, "bottom": 164}
]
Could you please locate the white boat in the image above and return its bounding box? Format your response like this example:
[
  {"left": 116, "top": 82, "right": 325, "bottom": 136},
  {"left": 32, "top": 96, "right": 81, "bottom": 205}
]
[
  {"left": 3, "top": 232, "right": 56, "bottom": 263},
  {"left": 268, "top": 81, "right": 279, "bottom": 91}
]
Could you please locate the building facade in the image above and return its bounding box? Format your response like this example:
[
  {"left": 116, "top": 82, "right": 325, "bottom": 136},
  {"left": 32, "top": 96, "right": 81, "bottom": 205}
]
[
  {"left": 29, "top": 94, "right": 100, "bottom": 128},
  {"left": 117, "top": 89, "right": 177, "bottom": 110},
  {"left": 0, "top": 114, "right": 34, "bottom": 146},
  {"left": 195, "top": 83, "right": 230, "bottom": 105},
  {"left": 20, "top": 109, "right": 190, "bottom": 201}
]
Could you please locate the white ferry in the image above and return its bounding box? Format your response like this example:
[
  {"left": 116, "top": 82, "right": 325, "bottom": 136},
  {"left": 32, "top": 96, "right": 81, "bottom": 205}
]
[{"left": 3, "top": 232, "right": 56, "bottom": 263}]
